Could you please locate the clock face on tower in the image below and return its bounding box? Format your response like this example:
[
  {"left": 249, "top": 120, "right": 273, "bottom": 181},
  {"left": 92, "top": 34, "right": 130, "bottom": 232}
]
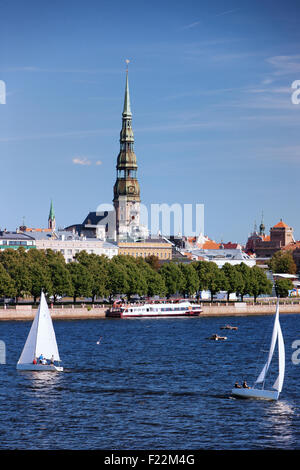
[{"left": 128, "top": 185, "right": 135, "bottom": 194}]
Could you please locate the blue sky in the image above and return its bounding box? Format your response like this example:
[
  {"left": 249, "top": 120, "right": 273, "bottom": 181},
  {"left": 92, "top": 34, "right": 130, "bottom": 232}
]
[{"left": 1, "top": 0, "right": 300, "bottom": 243}]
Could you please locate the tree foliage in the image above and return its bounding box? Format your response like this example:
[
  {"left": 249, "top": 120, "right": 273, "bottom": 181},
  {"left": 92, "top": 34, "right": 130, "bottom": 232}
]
[
  {"left": 275, "top": 278, "right": 294, "bottom": 298},
  {"left": 0, "top": 248, "right": 284, "bottom": 303},
  {"left": 268, "top": 250, "right": 297, "bottom": 274}
]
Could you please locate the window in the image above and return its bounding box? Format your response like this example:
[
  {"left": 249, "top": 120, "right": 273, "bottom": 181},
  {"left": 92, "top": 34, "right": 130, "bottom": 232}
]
[
  {"left": 67, "top": 249, "right": 72, "bottom": 255},
  {"left": 117, "top": 169, "right": 125, "bottom": 178}
]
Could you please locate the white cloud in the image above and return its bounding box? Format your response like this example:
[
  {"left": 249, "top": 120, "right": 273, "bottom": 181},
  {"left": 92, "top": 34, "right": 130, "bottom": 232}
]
[
  {"left": 72, "top": 157, "right": 103, "bottom": 166},
  {"left": 181, "top": 21, "right": 202, "bottom": 31},
  {"left": 215, "top": 8, "right": 241, "bottom": 17},
  {"left": 266, "top": 55, "right": 300, "bottom": 76},
  {"left": 72, "top": 157, "right": 91, "bottom": 166},
  {"left": 247, "top": 86, "right": 292, "bottom": 94},
  {"left": 262, "top": 78, "right": 274, "bottom": 85}
]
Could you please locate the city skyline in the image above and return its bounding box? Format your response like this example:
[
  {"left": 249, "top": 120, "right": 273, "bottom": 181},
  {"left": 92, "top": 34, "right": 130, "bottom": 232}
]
[{"left": 1, "top": 0, "right": 300, "bottom": 242}]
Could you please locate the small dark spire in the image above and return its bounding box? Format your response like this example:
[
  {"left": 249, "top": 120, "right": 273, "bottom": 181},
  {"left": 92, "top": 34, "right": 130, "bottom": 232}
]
[{"left": 259, "top": 210, "right": 265, "bottom": 236}]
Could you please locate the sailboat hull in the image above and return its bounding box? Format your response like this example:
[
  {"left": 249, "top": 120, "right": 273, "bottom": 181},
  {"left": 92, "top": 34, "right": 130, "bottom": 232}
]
[
  {"left": 16, "top": 363, "right": 63, "bottom": 372},
  {"left": 231, "top": 388, "right": 279, "bottom": 400}
]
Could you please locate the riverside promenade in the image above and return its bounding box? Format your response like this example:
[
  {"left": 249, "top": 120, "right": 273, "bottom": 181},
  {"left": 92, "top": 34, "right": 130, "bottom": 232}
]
[{"left": 0, "top": 300, "right": 300, "bottom": 320}]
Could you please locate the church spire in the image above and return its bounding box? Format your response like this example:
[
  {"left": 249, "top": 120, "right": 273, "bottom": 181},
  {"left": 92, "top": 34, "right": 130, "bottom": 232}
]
[
  {"left": 123, "top": 64, "right": 132, "bottom": 118},
  {"left": 113, "top": 63, "right": 141, "bottom": 239},
  {"left": 48, "top": 200, "right": 56, "bottom": 230},
  {"left": 259, "top": 210, "right": 265, "bottom": 236}
]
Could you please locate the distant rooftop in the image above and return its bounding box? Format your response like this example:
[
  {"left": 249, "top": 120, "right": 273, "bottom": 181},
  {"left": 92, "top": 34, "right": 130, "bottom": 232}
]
[
  {"left": 186, "top": 248, "right": 252, "bottom": 261},
  {"left": 273, "top": 219, "right": 290, "bottom": 229},
  {"left": 31, "top": 230, "right": 117, "bottom": 247},
  {"left": 0, "top": 231, "right": 35, "bottom": 241}
]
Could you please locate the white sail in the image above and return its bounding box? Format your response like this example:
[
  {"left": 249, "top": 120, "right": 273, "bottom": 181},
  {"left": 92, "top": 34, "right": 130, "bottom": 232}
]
[
  {"left": 272, "top": 320, "right": 285, "bottom": 392},
  {"left": 17, "top": 292, "right": 60, "bottom": 364},
  {"left": 232, "top": 300, "right": 285, "bottom": 401},
  {"left": 255, "top": 301, "right": 279, "bottom": 385},
  {"left": 17, "top": 304, "right": 40, "bottom": 364}
]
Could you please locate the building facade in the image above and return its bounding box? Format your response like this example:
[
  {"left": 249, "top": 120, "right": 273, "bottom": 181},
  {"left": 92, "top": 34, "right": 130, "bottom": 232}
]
[
  {"left": 0, "top": 231, "right": 36, "bottom": 251},
  {"left": 118, "top": 238, "right": 172, "bottom": 260},
  {"left": 254, "top": 219, "right": 295, "bottom": 258},
  {"left": 32, "top": 231, "right": 118, "bottom": 263}
]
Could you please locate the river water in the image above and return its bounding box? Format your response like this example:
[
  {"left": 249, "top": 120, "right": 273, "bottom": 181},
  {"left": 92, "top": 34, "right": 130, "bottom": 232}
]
[{"left": 0, "top": 314, "right": 299, "bottom": 449}]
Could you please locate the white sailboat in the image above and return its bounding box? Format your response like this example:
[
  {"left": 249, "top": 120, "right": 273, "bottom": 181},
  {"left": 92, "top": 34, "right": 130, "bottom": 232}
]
[
  {"left": 16, "top": 292, "right": 63, "bottom": 371},
  {"left": 231, "top": 300, "right": 285, "bottom": 400}
]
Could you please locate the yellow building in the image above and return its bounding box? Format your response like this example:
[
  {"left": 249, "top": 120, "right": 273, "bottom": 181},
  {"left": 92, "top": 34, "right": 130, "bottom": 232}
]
[{"left": 118, "top": 238, "right": 172, "bottom": 260}]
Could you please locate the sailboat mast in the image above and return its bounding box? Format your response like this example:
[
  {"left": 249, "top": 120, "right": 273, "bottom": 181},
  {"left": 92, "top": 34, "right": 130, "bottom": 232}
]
[{"left": 33, "top": 301, "right": 41, "bottom": 360}]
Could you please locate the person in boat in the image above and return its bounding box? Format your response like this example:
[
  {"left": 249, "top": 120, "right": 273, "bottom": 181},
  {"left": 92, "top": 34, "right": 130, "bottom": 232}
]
[
  {"left": 209, "top": 334, "right": 218, "bottom": 340},
  {"left": 234, "top": 382, "right": 242, "bottom": 388},
  {"left": 38, "top": 354, "right": 44, "bottom": 364},
  {"left": 50, "top": 355, "right": 54, "bottom": 365},
  {"left": 32, "top": 358, "right": 37, "bottom": 365},
  {"left": 41, "top": 358, "right": 47, "bottom": 365},
  {"left": 242, "top": 380, "right": 250, "bottom": 389}
]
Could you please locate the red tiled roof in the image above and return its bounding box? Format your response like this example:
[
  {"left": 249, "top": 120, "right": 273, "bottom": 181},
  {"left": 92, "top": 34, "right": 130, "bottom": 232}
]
[
  {"left": 273, "top": 220, "right": 289, "bottom": 229},
  {"left": 202, "top": 240, "right": 220, "bottom": 249},
  {"left": 25, "top": 228, "right": 52, "bottom": 232},
  {"left": 282, "top": 241, "right": 300, "bottom": 251},
  {"left": 222, "top": 242, "right": 240, "bottom": 249}
]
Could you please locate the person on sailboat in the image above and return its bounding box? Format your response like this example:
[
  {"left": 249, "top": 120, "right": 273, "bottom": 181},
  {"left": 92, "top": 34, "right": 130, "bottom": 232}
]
[
  {"left": 234, "top": 382, "right": 242, "bottom": 388},
  {"left": 38, "top": 354, "right": 44, "bottom": 364},
  {"left": 242, "top": 381, "right": 250, "bottom": 389},
  {"left": 50, "top": 355, "right": 54, "bottom": 365}
]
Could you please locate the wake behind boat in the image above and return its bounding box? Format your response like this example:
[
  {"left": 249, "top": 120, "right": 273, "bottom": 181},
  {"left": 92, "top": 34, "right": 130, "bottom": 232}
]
[
  {"left": 16, "top": 292, "right": 63, "bottom": 372},
  {"left": 231, "top": 300, "right": 285, "bottom": 401},
  {"left": 107, "top": 299, "right": 202, "bottom": 318}
]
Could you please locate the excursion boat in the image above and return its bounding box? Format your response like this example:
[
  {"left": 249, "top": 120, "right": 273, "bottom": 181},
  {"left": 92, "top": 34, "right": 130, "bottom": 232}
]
[
  {"left": 16, "top": 291, "right": 63, "bottom": 372},
  {"left": 107, "top": 299, "right": 202, "bottom": 318}
]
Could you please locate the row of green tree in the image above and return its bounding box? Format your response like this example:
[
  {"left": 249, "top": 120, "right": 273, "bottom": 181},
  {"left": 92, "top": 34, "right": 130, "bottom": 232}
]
[{"left": 0, "top": 247, "right": 293, "bottom": 303}]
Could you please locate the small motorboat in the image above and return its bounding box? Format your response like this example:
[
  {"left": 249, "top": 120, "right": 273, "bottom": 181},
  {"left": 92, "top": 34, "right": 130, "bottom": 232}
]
[
  {"left": 221, "top": 325, "right": 238, "bottom": 330},
  {"left": 208, "top": 334, "right": 227, "bottom": 341}
]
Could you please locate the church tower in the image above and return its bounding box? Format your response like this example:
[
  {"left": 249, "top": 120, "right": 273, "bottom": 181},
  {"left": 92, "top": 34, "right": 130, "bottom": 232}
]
[
  {"left": 113, "top": 66, "right": 141, "bottom": 240},
  {"left": 48, "top": 200, "right": 56, "bottom": 230}
]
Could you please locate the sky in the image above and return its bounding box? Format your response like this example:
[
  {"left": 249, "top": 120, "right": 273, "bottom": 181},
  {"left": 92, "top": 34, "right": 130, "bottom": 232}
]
[{"left": 0, "top": 0, "right": 300, "bottom": 243}]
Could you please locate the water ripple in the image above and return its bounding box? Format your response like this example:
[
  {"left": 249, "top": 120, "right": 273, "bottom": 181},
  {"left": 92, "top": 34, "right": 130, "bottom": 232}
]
[{"left": 0, "top": 315, "right": 299, "bottom": 449}]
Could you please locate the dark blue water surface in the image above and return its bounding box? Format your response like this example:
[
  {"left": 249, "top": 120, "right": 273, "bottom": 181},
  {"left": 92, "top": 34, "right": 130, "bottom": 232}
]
[{"left": 0, "top": 314, "right": 299, "bottom": 449}]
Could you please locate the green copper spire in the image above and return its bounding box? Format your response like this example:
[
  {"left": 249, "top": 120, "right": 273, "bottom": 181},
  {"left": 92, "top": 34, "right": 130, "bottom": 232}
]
[
  {"left": 122, "top": 69, "right": 132, "bottom": 118},
  {"left": 49, "top": 200, "right": 55, "bottom": 221}
]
